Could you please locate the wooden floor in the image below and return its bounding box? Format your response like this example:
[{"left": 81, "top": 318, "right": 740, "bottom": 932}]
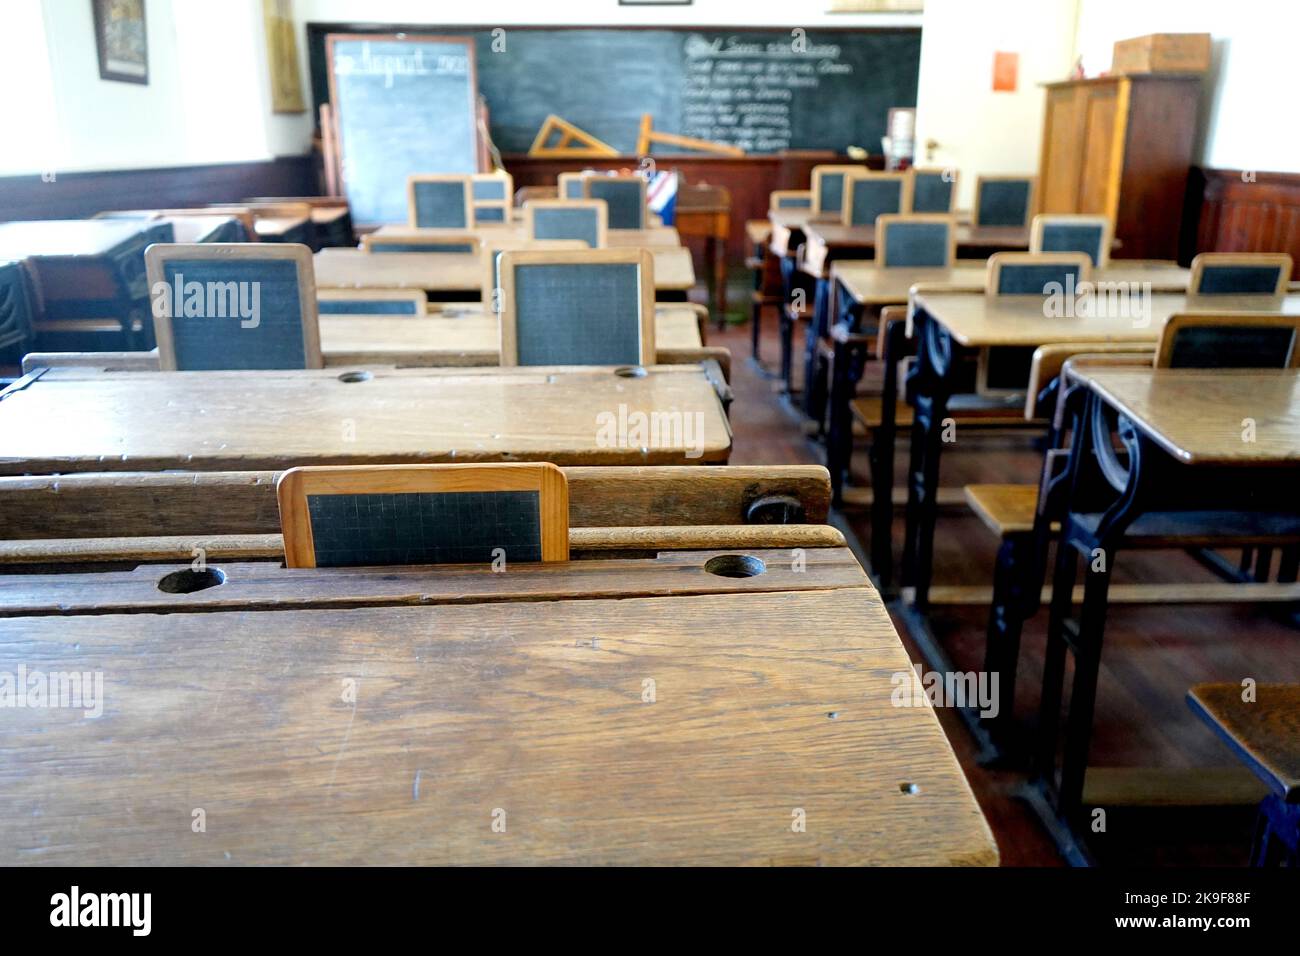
[{"left": 726, "top": 305, "right": 1300, "bottom": 866}]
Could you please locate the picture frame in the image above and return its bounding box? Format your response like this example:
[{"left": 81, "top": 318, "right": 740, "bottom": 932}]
[
  {"left": 263, "top": 0, "right": 306, "bottom": 114},
  {"left": 91, "top": 0, "right": 149, "bottom": 85}
]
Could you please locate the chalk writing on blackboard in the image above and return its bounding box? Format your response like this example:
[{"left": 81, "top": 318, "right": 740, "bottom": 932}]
[
  {"left": 680, "top": 34, "right": 857, "bottom": 153},
  {"left": 333, "top": 42, "right": 468, "bottom": 89}
]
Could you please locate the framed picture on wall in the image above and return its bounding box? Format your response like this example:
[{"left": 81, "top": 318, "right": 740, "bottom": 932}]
[
  {"left": 92, "top": 0, "right": 149, "bottom": 85},
  {"left": 263, "top": 0, "right": 306, "bottom": 113}
]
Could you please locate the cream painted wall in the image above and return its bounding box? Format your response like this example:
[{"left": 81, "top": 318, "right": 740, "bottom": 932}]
[
  {"left": 913, "top": 0, "right": 1079, "bottom": 209},
  {"left": 1073, "top": 0, "right": 1299, "bottom": 174}
]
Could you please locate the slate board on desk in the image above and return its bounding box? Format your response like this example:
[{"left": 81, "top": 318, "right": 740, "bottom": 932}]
[
  {"left": 310, "top": 27, "right": 920, "bottom": 158},
  {"left": 327, "top": 34, "right": 481, "bottom": 226},
  {"left": 307, "top": 490, "right": 542, "bottom": 566}
]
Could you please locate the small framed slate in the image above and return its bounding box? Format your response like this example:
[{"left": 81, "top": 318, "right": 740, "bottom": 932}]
[
  {"left": 277, "top": 463, "right": 570, "bottom": 568},
  {"left": 145, "top": 242, "right": 322, "bottom": 371}
]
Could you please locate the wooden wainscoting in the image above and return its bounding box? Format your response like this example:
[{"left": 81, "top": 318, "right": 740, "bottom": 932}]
[
  {"left": 1188, "top": 168, "right": 1300, "bottom": 277},
  {"left": 0, "top": 156, "right": 318, "bottom": 223}
]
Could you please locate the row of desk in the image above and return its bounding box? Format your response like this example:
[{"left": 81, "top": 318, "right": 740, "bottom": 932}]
[
  {"left": 756, "top": 205, "right": 1300, "bottom": 863},
  {"left": 0, "top": 207, "right": 1002, "bottom": 865}
]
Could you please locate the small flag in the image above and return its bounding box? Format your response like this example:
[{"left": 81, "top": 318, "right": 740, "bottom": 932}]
[{"left": 647, "top": 170, "right": 678, "bottom": 225}]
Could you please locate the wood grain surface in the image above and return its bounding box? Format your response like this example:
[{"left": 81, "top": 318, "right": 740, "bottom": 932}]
[
  {"left": 1067, "top": 367, "right": 1300, "bottom": 465},
  {"left": 914, "top": 291, "right": 1300, "bottom": 347},
  {"left": 0, "top": 465, "right": 832, "bottom": 539},
  {"left": 0, "top": 587, "right": 996, "bottom": 865},
  {"left": 833, "top": 261, "right": 1191, "bottom": 306},
  {"left": 313, "top": 246, "right": 695, "bottom": 293},
  {"left": 0, "top": 366, "right": 732, "bottom": 473},
  {"left": 1187, "top": 683, "right": 1300, "bottom": 801},
  {"left": 317, "top": 307, "right": 703, "bottom": 367}
]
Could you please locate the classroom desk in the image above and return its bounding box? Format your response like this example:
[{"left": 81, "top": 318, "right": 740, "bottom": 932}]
[
  {"left": 766, "top": 209, "right": 838, "bottom": 258},
  {"left": 832, "top": 261, "right": 1193, "bottom": 309},
  {"left": 899, "top": 292, "right": 1300, "bottom": 603},
  {"left": 0, "top": 551, "right": 996, "bottom": 865},
  {"left": 675, "top": 183, "right": 732, "bottom": 322},
  {"left": 371, "top": 224, "right": 682, "bottom": 248},
  {"left": 823, "top": 263, "right": 1196, "bottom": 511},
  {"left": 1031, "top": 367, "right": 1300, "bottom": 863},
  {"left": 0, "top": 365, "right": 732, "bottom": 472},
  {"left": 313, "top": 247, "right": 696, "bottom": 297},
  {"left": 0, "top": 219, "right": 170, "bottom": 351},
  {"left": 252, "top": 214, "right": 311, "bottom": 244},
  {"left": 802, "top": 223, "right": 1032, "bottom": 276},
  {"left": 317, "top": 307, "right": 704, "bottom": 367}
]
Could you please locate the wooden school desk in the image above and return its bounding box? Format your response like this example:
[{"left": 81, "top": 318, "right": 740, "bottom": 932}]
[
  {"left": 0, "top": 365, "right": 733, "bottom": 472},
  {"left": 0, "top": 464, "right": 841, "bottom": 567},
  {"left": 313, "top": 248, "right": 696, "bottom": 298},
  {"left": 675, "top": 183, "right": 732, "bottom": 323},
  {"left": 766, "top": 208, "right": 837, "bottom": 258},
  {"left": 897, "top": 292, "right": 1300, "bottom": 607},
  {"left": 0, "top": 219, "right": 170, "bottom": 351},
  {"left": 801, "top": 222, "right": 1032, "bottom": 276},
  {"left": 370, "top": 224, "right": 682, "bottom": 248},
  {"left": 0, "top": 556, "right": 996, "bottom": 864},
  {"left": 316, "top": 307, "right": 709, "bottom": 369},
  {"left": 1030, "top": 366, "right": 1300, "bottom": 863},
  {"left": 823, "top": 261, "right": 1196, "bottom": 504}
]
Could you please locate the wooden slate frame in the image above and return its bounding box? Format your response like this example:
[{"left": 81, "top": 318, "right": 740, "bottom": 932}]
[
  {"left": 875, "top": 214, "right": 957, "bottom": 269},
  {"left": 973, "top": 175, "right": 1037, "bottom": 229},
  {"left": 1030, "top": 214, "right": 1114, "bottom": 268},
  {"left": 984, "top": 251, "right": 1093, "bottom": 297},
  {"left": 361, "top": 232, "right": 481, "bottom": 255},
  {"left": 317, "top": 288, "right": 427, "bottom": 316},
  {"left": 523, "top": 199, "right": 609, "bottom": 248},
  {"left": 582, "top": 175, "right": 647, "bottom": 230},
  {"left": 769, "top": 190, "right": 814, "bottom": 210},
  {"left": 909, "top": 168, "right": 959, "bottom": 214},
  {"left": 841, "top": 171, "right": 913, "bottom": 226},
  {"left": 470, "top": 172, "right": 514, "bottom": 226},
  {"left": 144, "top": 242, "right": 322, "bottom": 371},
  {"left": 406, "top": 174, "right": 475, "bottom": 229},
  {"left": 557, "top": 172, "right": 590, "bottom": 200},
  {"left": 1156, "top": 312, "right": 1300, "bottom": 369},
  {"left": 480, "top": 239, "right": 589, "bottom": 308},
  {"left": 497, "top": 248, "right": 655, "bottom": 366},
  {"left": 278, "top": 463, "right": 570, "bottom": 568},
  {"left": 326, "top": 33, "right": 483, "bottom": 226},
  {"left": 810, "top": 165, "right": 862, "bottom": 217},
  {"left": 979, "top": 251, "right": 1093, "bottom": 396},
  {"left": 1189, "top": 253, "right": 1293, "bottom": 296}
]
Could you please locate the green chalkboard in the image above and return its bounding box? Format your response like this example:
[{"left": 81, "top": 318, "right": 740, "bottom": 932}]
[{"left": 310, "top": 26, "right": 920, "bottom": 162}]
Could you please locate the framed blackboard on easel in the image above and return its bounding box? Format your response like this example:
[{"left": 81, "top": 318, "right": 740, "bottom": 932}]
[{"left": 326, "top": 34, "right": 483, "bottom": 227}]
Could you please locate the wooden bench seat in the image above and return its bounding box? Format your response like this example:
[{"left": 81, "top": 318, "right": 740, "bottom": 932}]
[
  {"left": 964, "top": 483, "right": 1037, "bottom": 536},
  {"left": 1188, "top": 683, "right": 1300, "bottom": 865}
]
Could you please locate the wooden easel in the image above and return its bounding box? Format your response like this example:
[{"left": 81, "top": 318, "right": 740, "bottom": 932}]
[
  {"left": 635, "top": 115, "right": 744, "bottom": 157},
  {"left": 528, "top": 115, "right": 618, "bottom": 158}
]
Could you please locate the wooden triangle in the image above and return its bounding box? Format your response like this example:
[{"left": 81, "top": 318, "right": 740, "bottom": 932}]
[{"left": 528, "top": 114, "right": 619, "bottom": 158}]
